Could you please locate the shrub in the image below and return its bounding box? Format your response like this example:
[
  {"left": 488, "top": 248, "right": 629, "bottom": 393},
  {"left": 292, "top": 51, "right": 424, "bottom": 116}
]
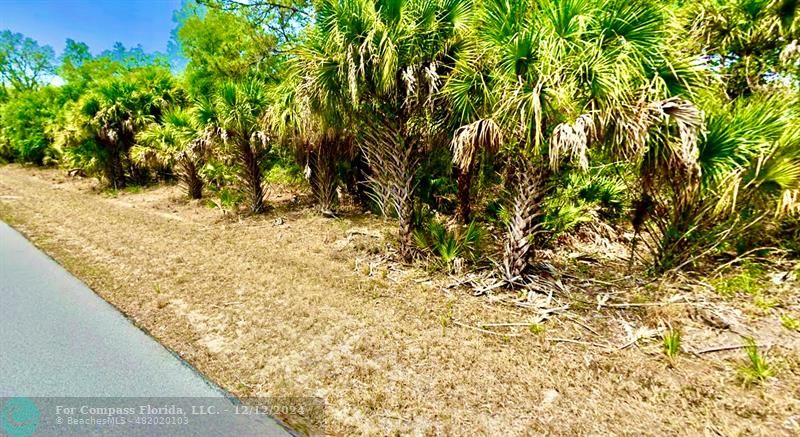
[{"left": 414, "top": 218, "right": 485, "bottom": 268}]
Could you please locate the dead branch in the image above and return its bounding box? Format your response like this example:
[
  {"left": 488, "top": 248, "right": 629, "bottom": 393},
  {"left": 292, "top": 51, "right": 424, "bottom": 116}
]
[
  {"left": 545, "top": 337, "right": 613, "bottom": 350},
  {"left": 452, "top": 321, "right": 522, "bottom": 337},
  {"left": 695, "top": 343, "right": 773, "bottom": 354}
]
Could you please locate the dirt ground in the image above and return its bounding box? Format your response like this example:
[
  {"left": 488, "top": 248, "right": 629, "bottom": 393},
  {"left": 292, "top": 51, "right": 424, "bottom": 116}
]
[{"left": 1, "top": 164, "right": 799, "bottom": 436}]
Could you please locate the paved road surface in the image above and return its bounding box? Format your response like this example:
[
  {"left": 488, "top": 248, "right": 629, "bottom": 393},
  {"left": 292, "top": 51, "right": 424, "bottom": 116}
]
[{"left": 0, "top": 222, "right": 292, "bottom": 436}]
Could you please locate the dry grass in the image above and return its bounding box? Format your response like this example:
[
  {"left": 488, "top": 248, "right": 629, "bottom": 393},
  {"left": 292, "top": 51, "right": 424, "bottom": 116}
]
[{"left": 1, "top": 164, "right": 799, "bottom": 436}]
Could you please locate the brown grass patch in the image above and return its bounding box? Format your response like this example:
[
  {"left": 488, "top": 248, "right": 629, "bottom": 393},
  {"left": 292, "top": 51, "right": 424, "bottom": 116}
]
[{"left": 1, "top": 164, "right": 799, "bottom": 435}]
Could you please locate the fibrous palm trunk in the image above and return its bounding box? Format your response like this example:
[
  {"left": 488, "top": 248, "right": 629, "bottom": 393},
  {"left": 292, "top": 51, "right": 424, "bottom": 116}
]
[
  {"left": 360, "top": 120, "right": 418, "bottom": 261},
  {"left": 104, "top": 142, "right": 126, "bottom": 189},
  {"left": 395, "top": 148, "right": 416, "bottom": 261},
  {"left": 310, "top": 144, "right": 339, "bottom": 214},
  {"left": 455, "top": 166, "right": 472, "bottom": 223},
  {"left": 181, "top": 160, "right": 203, "bottom": 200},
  {"left": 238, "top": 139, "right": 265, "bottom": 214},
  {"left": 501, "top": 162, "right": 547, "bottom": 282}
]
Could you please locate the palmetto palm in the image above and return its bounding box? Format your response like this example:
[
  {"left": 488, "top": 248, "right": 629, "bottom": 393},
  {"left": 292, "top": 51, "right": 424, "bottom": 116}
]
[
  {"left": 636, "top": 92, "right": 800, "bottom": 272},
  {"left": 298, "top": 0, "right": 473, "bottom": 259},
  {"left": 75, "top": 69, "right": 184, "bottom": 188},
  {"left": 444, "top": 0, "right": 702, "bottom": 279},
  {"left": 693, "top": 0, "right": 800, "bottom": 97},
  {"left": 200, "top": 80, "right": 271, "bottom": 213},
  {"left": 267, "top": 64, "right": 355, "bottom": 214},
  {"left": 133, "top": 109, "right": 208, "bottom": 199},
  {"left": 79, "top": 82, "right": 153, "bottom": 188}
]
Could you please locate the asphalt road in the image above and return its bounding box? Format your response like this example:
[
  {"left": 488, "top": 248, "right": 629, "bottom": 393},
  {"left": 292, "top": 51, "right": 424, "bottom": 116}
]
[{"left": 0, "top": 222, "right": 292, "bottom": 436}]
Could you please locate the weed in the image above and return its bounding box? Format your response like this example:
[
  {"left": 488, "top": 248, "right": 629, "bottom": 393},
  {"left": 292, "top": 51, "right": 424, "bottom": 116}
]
[
  {"left": 441, "top": 300, "right": 455, "bottom": 336},
  {"left": 662, "top": 329, "right": 681, "bottom": 362},
  {"left": 101, "top": 185, "right": 144, "bottom": 198},
  {"left": 753, "top": 294, "right": 780, "bottom": 311},
  {"left": 712, "top": 262, "right": 764, "bottom": 296},
  {"left": 529, "top": 323, "right": 545, "bottom": 335},
  {"left": 780, "top": 314, "right": 800, "bottom": 332},
  {"left": 264, "top": 162, "right": 304, "bottom": 184},
  {"left": 206, "top": 188, "right": 243, "bottom": 213},
  {"left": 738, "top": 337, "right": 774, "bottom": 386}
]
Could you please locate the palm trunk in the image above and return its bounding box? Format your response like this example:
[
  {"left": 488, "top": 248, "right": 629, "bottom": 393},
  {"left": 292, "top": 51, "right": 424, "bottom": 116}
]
[
  {"left": 501, "top": 162, "right": 547, "bottom": 282},
  {"left": 455, "top": 166, "right": 472, "bottom": 223},
  {"left": 239, "top": 140, "right": 264, "bottom": 214},
  {"left": 345, "top": 149, "right": 371, "bottom": 208},
  {"left": 104, "top": 142, "right": 126, "bottom": 189},
  {"left": 312, "top": 145, "right": 338, "bottom": 214},
  {"left": 182, "top": 160, "right": 203, "bottom": 200}
]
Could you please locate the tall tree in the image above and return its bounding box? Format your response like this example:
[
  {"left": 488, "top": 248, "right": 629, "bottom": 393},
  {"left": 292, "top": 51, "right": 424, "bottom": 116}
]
[
  {"left": 200, "top": 0, "right": 312, "bottom": 46},
  {"left": 297, "top": 0, "right": 474, "bottom": 259},
  {"left": 0, "top": 30, "right": 56, "bottom": 91},
  {"left": 199, "top": 80, "right": 271, "bottom": 213},
  {"left": 175, "top": 1, "right": 278, "bottom": 96}
]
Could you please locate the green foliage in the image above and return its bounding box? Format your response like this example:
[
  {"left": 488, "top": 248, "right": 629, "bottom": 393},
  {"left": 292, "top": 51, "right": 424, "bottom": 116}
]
[
  {"left": 264, "top": 162, "right": 304, "bottom": 184},
  {"left": 662, "top": 329, "right": 682, "bottom": 362},
  {"left": 0, "top": 87, "right": 61, "bottom": 164},
  {"left": 711, "top": 262, "right": 765, "bottom": 296},
  {"left": 738, "top": 337, "right": 775, "bottom": 386},
  {"left": 638, "top": 93, "right": 800, "bottom": 273},
  {"left": 60, "top": 65, "right": 185, "bottom": 187},
  {"left": 262, "top": 146, "right": 305, "bottom": 184},
  {"left": 176, "top": 2, "right": 276, "bottom": 96},
  {"left": 691, "top": 0, "right": 800, "bottom": 97},
  {"left": 414, "top": 218, "right": 484, "bottom": 267},
  {"left": 206, "top": 186, "right": 244, "bottom": 213},
  {"left": 0, "top": 30, "right": 55, "bottom": 91},
  {"left": 199, "top": 79, "right": 271, "bottom": 213},
  {"left": 528, "top": 323, "right": 545, "bottom": 335},
  {"left": 780, "top": 313, "right": 800, "bottom": 332},
  {"left": 543, "top": 169, "right": 627, "bottom": 238}
]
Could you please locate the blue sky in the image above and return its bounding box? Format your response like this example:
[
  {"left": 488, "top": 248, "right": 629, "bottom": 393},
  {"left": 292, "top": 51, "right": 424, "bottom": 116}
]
[{"left": 0, "top": 0, "right": 183, "bottom": 55}]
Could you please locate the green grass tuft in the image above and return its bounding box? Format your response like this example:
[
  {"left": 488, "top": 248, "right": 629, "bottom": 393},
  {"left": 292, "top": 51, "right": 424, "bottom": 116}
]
[
  {"left": 737, "top": 337, "right": 774, "bottom": 386},
  {"left": 662, "top": 329, "right": 681, "bottom": 363}
]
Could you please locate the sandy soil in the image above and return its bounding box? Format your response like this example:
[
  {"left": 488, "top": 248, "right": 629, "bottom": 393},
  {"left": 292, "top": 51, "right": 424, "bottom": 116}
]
[{"left": 1, "top": 164, "right": 798, "bottom": 436}]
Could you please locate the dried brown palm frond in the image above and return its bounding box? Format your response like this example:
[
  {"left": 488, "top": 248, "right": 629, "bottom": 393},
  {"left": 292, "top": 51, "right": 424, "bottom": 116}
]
[
  {"left": 501, "top": 161, "right": 548, "bottom": 283},
  {"left": 609, "top": 97, "right": 703, "bottom": 167},
  {"left": 778, "top": 189, "right": 800, "bottom": 217},
  {"left": 549, "top": 113, "right": 594, "bottom": 172},
  {"left": 450, "top": 119, "right": 503, "bottom": 171},
  {"left": 653, "top": 98, "right": 703, "bottom": 174}
]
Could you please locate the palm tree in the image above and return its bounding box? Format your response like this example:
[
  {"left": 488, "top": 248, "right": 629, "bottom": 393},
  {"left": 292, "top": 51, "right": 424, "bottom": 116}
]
[
  {"left": 636, "top": 92, "right": 800, "bottom": 272},
  {"left": 200, "top": 80, "right": 271, "bottom": 214},
  {"left": 267, "top": 65, "right": 355, "bottom": 214},
  {"left": 78, "top": 81, "right": 150, "bottom": 188},
  {"left": 298, "top": 0, "right": 474, "bottom": 259},
  {"left": 71, "top": 68, "right": 184, "bottom": 188},
  {"left": 692, "top": 0, "right": 800, "bottom": 97},
  {"left": 445, "top": 0, "right": 704, "bottom": 279},
  {"left": 132, "top": 108, "right": 209, "bottom": 199}
]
